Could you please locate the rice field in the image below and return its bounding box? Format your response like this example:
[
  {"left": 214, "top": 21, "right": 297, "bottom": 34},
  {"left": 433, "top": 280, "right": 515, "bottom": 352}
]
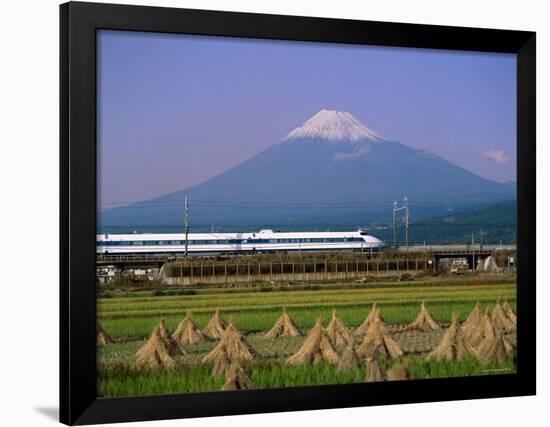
[
  {"left": 97, "top": 278, "right": 517, "bottom": 397},
  {"left": 98, "top": 281, "right": 515, "bottom": 338},
  {"left": 99, "top": 357, "right": 515, "bottom": 397}
]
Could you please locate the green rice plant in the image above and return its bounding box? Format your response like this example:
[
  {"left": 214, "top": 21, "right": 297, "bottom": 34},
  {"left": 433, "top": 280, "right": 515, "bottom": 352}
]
[
  {"left": 407, "top": 356, "right": 516, "bottom": 378},
  {"left": 98, "top": 355, "right": 516, "bottom": 398},
  {"left": 100, "top": 299, "right": 515, "bottom": 340},
  {"left": 98, "top": 364, "right": 224, "bottom": 397},
  {"left": 98, "top": 283, "right": 515, "bottom": 314}
]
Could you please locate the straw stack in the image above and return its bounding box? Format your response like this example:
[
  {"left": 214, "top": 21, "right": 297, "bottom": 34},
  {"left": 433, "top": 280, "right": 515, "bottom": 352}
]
[
  {"left": 492, "top": 302, "right": 516, "bottom": 332},
  {"left": 202, "top": 323, "right": 258, "bottom": 377},
  {"left": 172, "top": 312, "right": 206, "bottom": 346},
  {"left": 134, "top": 319, "right": 184, "bottom": 370},
  {"left": 326, "top": 310, "right": 355, "bottom": 351},
  {"left": 97, "top": 322, "right": 112, "bottom": 346},
  {"left": 365, "top": 357, "right": 386, "bottom": 382},
  {"left": 337, "top": 343, "right": 360, "bottom": 372},
  {"left": 403, "top": 303, "right": 440, "bottom": 332},
  {"left": 425, "top": 313, "right": 476, "bottom": 361},
  {"left": 222, "top": 362, "right": 256, "bottom": 391},
  {"left": 203, "top": 310, "right": 227, "bottom": 340},
  {"left": 356, "top": 319, "right": 403, "bottom": 360},
  {"left": 265, "top": 307, "right": 302, "bottom": 338},
  {"left": 287, "top": 318, "right": 339, "bottom": 365},
  {"left": 355, "top": 303, "right": 383, "bottom": 335}
]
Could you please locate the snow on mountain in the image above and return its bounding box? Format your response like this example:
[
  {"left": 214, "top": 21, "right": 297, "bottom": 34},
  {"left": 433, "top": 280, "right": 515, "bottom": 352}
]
[{"left": 283, "top": 109, "right": 384, "bottom": 142}]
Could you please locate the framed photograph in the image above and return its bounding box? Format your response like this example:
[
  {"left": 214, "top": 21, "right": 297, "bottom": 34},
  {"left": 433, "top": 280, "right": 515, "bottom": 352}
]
[{"left": 60, "top": 1, "right": 536, "bottom": 425}]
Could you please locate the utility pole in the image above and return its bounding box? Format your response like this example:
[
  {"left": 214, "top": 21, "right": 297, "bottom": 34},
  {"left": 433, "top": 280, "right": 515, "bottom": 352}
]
[
  {"left": 393, "top": 200, "right": 397, "bottom": 250},
  {"left": 471, "top": 233, "right": 475, "bottom": 272},
  {"left": 184, "top": 195, "right": 189, "bottom": 257},
  {"left": 479, "top": 228, "right": 484, "bottom": 251},
  {"left": 404, "top": 195, "right": 409, "bottom": 253},
  {"left": 392, "top": 195, "right": 409, "bottom": 252}
]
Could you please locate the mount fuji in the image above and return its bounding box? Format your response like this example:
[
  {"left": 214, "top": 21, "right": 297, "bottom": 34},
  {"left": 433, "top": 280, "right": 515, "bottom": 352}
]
[{"left": 100, "top": 110, "right": 515, "bottom": 232}]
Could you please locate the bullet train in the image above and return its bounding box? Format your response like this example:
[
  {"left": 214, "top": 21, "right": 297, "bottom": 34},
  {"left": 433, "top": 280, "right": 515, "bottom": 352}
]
[{"left": 96, "top": 229, "right": 384, "bottom": 255}]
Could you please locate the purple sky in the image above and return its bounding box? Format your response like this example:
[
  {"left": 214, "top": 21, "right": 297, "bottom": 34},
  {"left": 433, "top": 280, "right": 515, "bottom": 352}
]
[{"left": 97, "top": 30, "right": 516, "bottom": 210}]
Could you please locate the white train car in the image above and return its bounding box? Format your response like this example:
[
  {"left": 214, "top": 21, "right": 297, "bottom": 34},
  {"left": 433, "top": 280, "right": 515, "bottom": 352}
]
[{"left": 96, "top": 229, "right": 384, "bottom": 255}]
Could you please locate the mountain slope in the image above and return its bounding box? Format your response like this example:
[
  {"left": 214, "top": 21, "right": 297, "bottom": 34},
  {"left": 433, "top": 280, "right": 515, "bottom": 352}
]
[
  {"left": 100, "top": 110, "right": 515, "bottom": 232},
  {"left": 408, "top": 200, "right": 516, "bottom": 244}
]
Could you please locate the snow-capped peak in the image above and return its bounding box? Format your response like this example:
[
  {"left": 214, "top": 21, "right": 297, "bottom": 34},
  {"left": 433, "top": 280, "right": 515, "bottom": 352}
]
[{"left": 283, "top": 110, "right": 384, "bottom": 142}]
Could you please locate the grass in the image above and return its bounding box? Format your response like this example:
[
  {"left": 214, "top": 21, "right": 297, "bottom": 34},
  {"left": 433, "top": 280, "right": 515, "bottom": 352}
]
[
  {"left": 98, "top": 364, "right": 224, "bottom": 397},
  {"left": 98, "top": 282, "right": 515, "bottom": 339},
  {"left": 98, "top": 356, "right": 516, "bottom": 397}
]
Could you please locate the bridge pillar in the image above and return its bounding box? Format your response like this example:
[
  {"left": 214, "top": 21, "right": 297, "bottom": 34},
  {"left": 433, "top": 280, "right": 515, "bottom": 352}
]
[{"left": 159, "top": 263, "right": 168, "bottom": 284}]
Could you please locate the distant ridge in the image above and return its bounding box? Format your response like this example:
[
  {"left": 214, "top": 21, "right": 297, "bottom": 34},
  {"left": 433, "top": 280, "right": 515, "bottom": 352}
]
[
  {"left": 100, "top": 110, "right": 515, "bottom": 233},
  {"left": 409, "top": 200, "right": 516, "bottom": 244}
]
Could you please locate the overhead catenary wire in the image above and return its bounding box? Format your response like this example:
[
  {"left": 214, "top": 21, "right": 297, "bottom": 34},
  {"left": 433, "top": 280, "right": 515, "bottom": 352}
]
[{"left": 98, "top": 198, "right": 509, "bottom": 210}]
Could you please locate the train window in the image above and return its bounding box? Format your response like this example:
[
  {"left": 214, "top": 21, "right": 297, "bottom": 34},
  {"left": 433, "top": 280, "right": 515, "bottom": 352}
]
[{"left": 131, "top": 241, "right": 143, "bottom": 245}]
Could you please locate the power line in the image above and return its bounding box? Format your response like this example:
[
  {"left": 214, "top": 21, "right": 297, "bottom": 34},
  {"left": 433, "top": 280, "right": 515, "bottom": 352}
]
[{"left": 98, "top": 197, "right": 514, "bottom": 210}]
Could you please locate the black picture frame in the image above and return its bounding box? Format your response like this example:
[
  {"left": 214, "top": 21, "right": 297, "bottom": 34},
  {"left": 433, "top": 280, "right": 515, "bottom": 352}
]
[{"left": 60, "top": 1, "right": 536, "bottom": 425}]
